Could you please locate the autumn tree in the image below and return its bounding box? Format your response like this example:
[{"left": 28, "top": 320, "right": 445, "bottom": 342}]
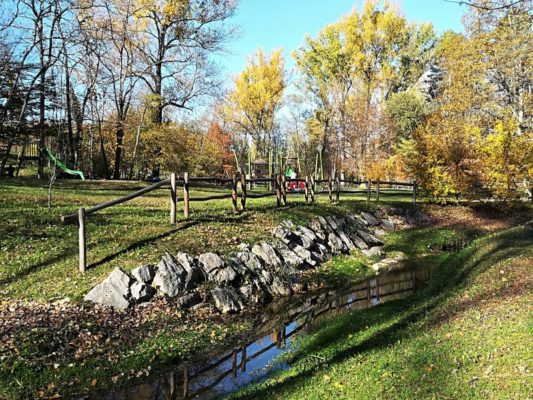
[
  {"left": 133, "top": 0, "right": 236, "bottom": 124},
  {"left": 223, "top": 48, "right": 286, "bottom": 160},
  {"left": 294, "top": 0, "right": 436, "bottom": 178}
]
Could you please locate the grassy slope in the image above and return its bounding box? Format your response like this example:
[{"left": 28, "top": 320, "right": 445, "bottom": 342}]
[
  {"left": 0, "top": 178, "right": 403, "bottom": 301},
  {"left": 230, "top": 223, "right": 533, "bottom": 400}
]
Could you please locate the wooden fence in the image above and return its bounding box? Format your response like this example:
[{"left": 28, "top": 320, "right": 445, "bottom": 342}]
[{"left": 60, "top": 171, "right": 416, "bottom": 273}]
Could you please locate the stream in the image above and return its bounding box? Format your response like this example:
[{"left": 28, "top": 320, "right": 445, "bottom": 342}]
[{"left": 90, "top": 265, "right": 431, "bottom": 400}]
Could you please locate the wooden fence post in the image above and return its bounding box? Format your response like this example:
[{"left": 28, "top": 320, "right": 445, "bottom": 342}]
[
  {"left": 412, "top": 180, "right": 417, "bottom": 204},
  {"left": 367, "top": 179, "right": 371, "bottom": 202},
  {"left": 183, "top": 366, "right": 189, "bottom": 398},
  {"left": 78, "top": 207, "right": 86, "bottom": 274},
  {"left": 241, "top": 347, "right": 247, "bottom": 372},
  {"left": 304, "top": 175, "right": 309, "bottom": 203},
  {"left": 240, "top": 169, "right": 247, "bottom": 211},
  {"left": 328, "top": 175, "right": 333, "bottom": 203},
  {"left": 335, "top": 175, "right": 340, "bottom": 203},
  {"left": 310, "top": 175, "right": 315, "bottom": 203},
  {"left": 170, "top": 172, "right": 177, "bottom": 224},
  {"left": 232, "top": 173, "right": 238, "bottom": 212},
  {"left": 276, "top": 175, "right": 282, "bottom": 207},
  {"left": 281, "top": 174, "right": 287, "bottom": 205},
  {"left": 183, "top": 172, "right": 190, "bottom": 218},
  {"left": 376, "top": 178, "right": 380, "bottom": 202},
  {"left": 232, "top": 349, "right": 238, "bottom": 377}
]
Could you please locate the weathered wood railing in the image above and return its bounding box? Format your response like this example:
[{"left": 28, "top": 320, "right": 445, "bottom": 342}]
[{"left": 60, "top": 172, "right": 416, "bottom": 273}]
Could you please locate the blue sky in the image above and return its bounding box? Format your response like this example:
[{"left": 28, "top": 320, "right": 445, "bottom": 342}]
[{"left": 217, "top": 0, "right": 467, "bottom": 80}]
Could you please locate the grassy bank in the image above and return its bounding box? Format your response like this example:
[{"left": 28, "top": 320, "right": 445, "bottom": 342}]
[
  {"left": 0, "top": 177, "right": 414, "bottom": 301},
  {"left": 1, "top": 177, "right": 530, "bottom": 399},
  {"left": 229, "top": 223, "right": 533, "bottom": 400}
]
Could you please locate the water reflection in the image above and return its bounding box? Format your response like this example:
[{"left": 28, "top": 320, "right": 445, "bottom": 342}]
[{"left": 92, "top": 266, "right": 430, "bottom": 400}]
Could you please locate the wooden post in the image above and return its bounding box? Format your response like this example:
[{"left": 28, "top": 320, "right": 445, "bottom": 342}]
[
  {"left": 276, "top": 174, "right": 282, "bottom": 207},
  {"left": 183, "top": 366, "right": 189, "bottom": 398},
  {"left": 328, "top": 175, "right": 333, "bottom": 203},
  {"left": 335, "top": 175, "right": 340, "bottom": 203},
  {"left": 240, "top": 347, "right": 247, "bottom": 372},
  {"left": 240, "top": 169, "right": 247, "bottom": 211},
  {"left": 231, "top": 173, "right": 238, "bottom": 212},
  {"left": 231, "top": 349, "right": 238, "bottom": 377},
  {"left": 310, "top": 175, "right": 316, "bottom": 203},
  {"left": 304, "top": 175, "right": 309, "bottom": 203},
  {"left": 367, "top": 179, "right": 371, "bottom": 202},
  {"left": 412, "top": 181, "right": 417, "bottom": 204},
  {"left": 168, "top": 371, "right": 176, "bottom": 398},
  {"left": 78, "top": 208, "right": 86, "bottom": 274},
  {"left": 183, "top": 172, "right": 190, "bottom": 218},
  {"left": 281, "top": 174, "right": 287, "bottom": 205},
  {"left": 376, "top": 179, "right": 380, "bottom": 202},
  {"left": 170, "top": 172, "right": 177, "bottom": 224}
]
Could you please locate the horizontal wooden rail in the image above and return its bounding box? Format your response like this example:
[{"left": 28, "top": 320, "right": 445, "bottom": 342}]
[
  {"left": 248, "top": 177, "right": 275, "bottom": 183},
  {"left": 246, "top": 192, "right": 277, "bottom": 199},
  {"left": 188, "top": 176, "right": 233, "bottom": 183},
  {"left": 188, "top": 193, "right": 234, "bottom": 202},
  {"left": 61, "top": 178, "right": 170, "bottom": 223}
]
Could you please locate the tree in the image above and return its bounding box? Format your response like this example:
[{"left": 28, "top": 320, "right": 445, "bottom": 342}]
[
  {"left": 133, "top": 0, "right": 236, "bottom": 123},
  {"left": 223, "top": 48, "right": 286, "bottom": 159},
  {"left": 386, "top": 91, "right": 429, "bottom": 140},
  {"left": 293, "top": 0, "right": 436, "bottom": 178}
]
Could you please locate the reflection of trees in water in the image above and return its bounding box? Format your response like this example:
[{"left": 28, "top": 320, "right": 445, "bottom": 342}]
[{"left": 104, "top": 266, "right": 431, "bottom": 400}]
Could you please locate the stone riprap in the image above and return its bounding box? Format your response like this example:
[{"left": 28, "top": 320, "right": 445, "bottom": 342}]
[{"left": 85, "top": 208, "right": 429, "bottom": 313}]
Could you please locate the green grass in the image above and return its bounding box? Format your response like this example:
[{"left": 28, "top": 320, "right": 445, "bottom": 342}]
[
  {"left": 228, "top": 223, "right": 533, "bottom": 400},
  {"left": 0, "top": 177, "right": 413, "bottom": 301},
  {"left": 1, "top": 177, "right": 529, "bottom": 399}
]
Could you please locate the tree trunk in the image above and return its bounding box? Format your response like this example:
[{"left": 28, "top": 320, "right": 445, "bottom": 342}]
[{"left": 113, "top": 123, "right": 124, "bottom": 179}]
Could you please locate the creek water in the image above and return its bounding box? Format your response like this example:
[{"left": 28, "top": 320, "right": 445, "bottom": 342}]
[{"left": 90, "top": 265, "right": 431, "bottom": 400}]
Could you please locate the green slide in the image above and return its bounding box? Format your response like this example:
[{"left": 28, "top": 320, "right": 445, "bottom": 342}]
[{"left": 45, "top": 149, "right": 85, "bottom": 180}]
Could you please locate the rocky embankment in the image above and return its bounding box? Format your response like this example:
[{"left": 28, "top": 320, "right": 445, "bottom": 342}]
[{"left": 85, "top": 207, "right": 429, "bottom": 313}]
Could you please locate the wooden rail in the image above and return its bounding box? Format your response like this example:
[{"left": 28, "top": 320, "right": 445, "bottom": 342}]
[{"left": 60, "top": 172, "right": 416, "bottom": 273}]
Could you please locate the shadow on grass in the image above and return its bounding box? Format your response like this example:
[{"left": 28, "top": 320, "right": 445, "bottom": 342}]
[{"left": 230, "top": 224, "right": 532, "bottom": 399}]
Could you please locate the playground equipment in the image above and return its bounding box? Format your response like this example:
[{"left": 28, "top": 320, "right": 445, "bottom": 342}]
[{"left": 45, "top": 149, "right": 85, "bottom": 180}]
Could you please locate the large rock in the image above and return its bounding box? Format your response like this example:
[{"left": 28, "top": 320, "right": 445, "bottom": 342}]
[
  {"left": 236, "top": 251, "right": 263, "bottom": 273},
  {"left": 270, "top": 277, "right": 292, "bottom": 297},
  {"left": 356, "top": 229, "right": 383, "bottom": 247},
  {"left": 327, "top": 232, "right": 347, "bottom": 254},
  {"left": 380, "top": 219, "right": 395, "bottom": 231},
  {"left": 131, "top": 265, "right": 155, "bottom": 284},
  {"left": 176, "top": 252, "right": 206, "bottom": 288},
  {"left": 275, "top": 242, "right": 304, "bottom": 269},
  {"left": 211, "top": 287, "right": 245, "bottom": 314},
  {"left": 131, "top": 281, "right": 156, "bottom": 302},
  {"left": 291, "top": 244, "right": 316, "bottom": 267},
  {"left": 176, "top": 292, "right": 201, "bottom": 308},
  {"left": 362, "top": 246, "right": 384, "bottom": 258},
  {"left": 252, "top": 243, "right": 283, "bottom": 269},
  {"left": 337, "top": 230, "right": 356, "bottom": 251},
  {"left": 198, "top": 252, "right": 237, "bottom": 285},
  {"left": 361, "top": 212, "right": 380, "bottom": 226},
  {"left": 308, "top": 218, "right": 327, "bottom": 241},
  {"left": 325, "top": 216, "right": 340, "bottom": 231},
  {"left": 297, "top": 226, "right": 318, "bottom": 243},
  {"left": 239, "top": 280, "right": 271, "bottom": 305},
  {"left": 348, "top": 232, "right": 369, "bottom": 250},
  {"left": 152, "top": 252, "right": 187, "bottom": 297},
  {"left": 272, "top": 225, "right": 296, "bottom": 244},
  {"left": 311, "top": 242, "right": 332, "bottom": 262},
  {"left": 405, "top": 209, "right": 431, "bottom": 225},
  {"left": 84, "top": 268, "right": 132, "bottom": 310}
]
